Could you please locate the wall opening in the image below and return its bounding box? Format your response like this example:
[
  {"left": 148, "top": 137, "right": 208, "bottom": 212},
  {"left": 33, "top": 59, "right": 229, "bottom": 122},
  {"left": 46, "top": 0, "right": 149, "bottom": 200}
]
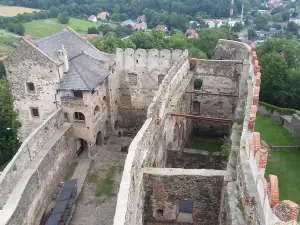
[
  {"left": 30, "top": 107, "right": 39, "bottom": 118},
  {"left": 114, "top": 120, "right": 119, "bottom": 129},
  {"left": 158, "top": 75, "right": 165, "bottom": 85},
  {"left": 64, "top": 112, "right": 69, "bottom": 121},
  {"left": 75, "top": 138, "right": 88, "bottom": 155},
  {"left": 194, "top": 79, "right": 203, "bottom": 90},
  {"left": 74, "top": 112, "right": 85, "bottom": 121},
  {"left": 96, "top": 131, "right": 102, "bottom": 145},
  {"left": 103, "top": 96, "right": 107, "bottom": 101},
  {"left": 94, "top": 105, "right": 100, "bottom": 115},
  {"left": 26, "top": 82, "right": 35, "bottom": 92},
  {"left": 73, "top": 90, "right": 83, "bottom": 99},
  {"left": 177, "top": 200, "right": 193, "bottom": 223},
  {"left": 105, "top": 120, "right": 109, "bottom": 134},
  {"left": 192, "top": 101, "right": 200, "bottom": 114},
  {"left": 157, "top": 209, "right": 164, "bottom": 217}
]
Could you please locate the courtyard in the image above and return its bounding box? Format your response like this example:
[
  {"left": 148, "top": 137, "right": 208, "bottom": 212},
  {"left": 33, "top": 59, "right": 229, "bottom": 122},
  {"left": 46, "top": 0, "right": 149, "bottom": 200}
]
[{"left": 69, "top": 135, "right": 133, "bottom": 225}]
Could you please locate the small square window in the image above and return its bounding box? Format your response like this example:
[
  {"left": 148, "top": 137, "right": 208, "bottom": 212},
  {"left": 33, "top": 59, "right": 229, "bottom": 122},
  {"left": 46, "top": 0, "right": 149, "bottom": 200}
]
[
  {"left": 194, "top": 79, "right": 203, "bottom": 90},
  {"left": 26, "top": 82, "right": 35, "bottom": 92},
  {"left": 31, "top": 107, "right": 39, "bottom": 117}
]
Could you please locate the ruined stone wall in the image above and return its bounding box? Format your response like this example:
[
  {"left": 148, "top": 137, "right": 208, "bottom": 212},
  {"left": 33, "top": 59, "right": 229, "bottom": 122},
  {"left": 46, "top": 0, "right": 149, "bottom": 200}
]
[
  {"left": 0, "top": 109, "right": 75, "bottom": 225},
  {"left": 217, "top": 41, "right": 300, "bottom": 225},
  {"left": 113, "top": 50, "right": 191, "bottom": 225},
  {"left": 5, "top": 39, "right": 60, "bottom": 141},
  {"left": 142, "top": 168, "right": 225, "bottom": 225},
  {"left": 167, "top": 149, "right": 224, "bottom": 170},
  {"left": 190, "top": 59, "right": 242, "bottom": 137},
  {"left": 116, "top": 48, "right": 184, "bottom": 127}
]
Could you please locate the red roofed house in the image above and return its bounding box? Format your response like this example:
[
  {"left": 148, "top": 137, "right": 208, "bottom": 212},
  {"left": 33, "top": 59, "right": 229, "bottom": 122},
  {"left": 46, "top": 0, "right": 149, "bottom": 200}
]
[
  {"left": 134, "top": 22, "right": 147, "bottom": 31},
  {"left": 88, "top": 15, "right": 97, "bottom": 22},
  {"left": 156, "top": 25, "right": 168, "bottom": 32},
  {"left": 185, "top": 28, "right": 199, "bottom": 38},
  {"left": 97, "top": 12, "right": 110, "bottom": 20}
]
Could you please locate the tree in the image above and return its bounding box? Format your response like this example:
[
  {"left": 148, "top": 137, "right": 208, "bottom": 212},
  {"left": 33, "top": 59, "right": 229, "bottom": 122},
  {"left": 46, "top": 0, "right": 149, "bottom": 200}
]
[
  {"left": 232, "top": 22, "right": 242, "bottom": 32},
  {"left": 259, "top": 52, "right": 289, "bottom": 106},
  {"left": 188, "top": 46, "right": 207, "bottom": 59},
  {"left": 254, "top": 15, "right": 269, "bottom": 30},
  {"left": 87, "top": 27, "right": 99, "bottom": 34},
  {"left": 6, "top": 22, "right": 25, "bottom": 35},
  {"left": 248, "top": 28, "right": 257, "bottom": 40},
  {"left": 57, "top": 12, "right": 69, "bottom": 24},
  {"left": 287, "top": 22, "right": 299, "bottom": 35}
]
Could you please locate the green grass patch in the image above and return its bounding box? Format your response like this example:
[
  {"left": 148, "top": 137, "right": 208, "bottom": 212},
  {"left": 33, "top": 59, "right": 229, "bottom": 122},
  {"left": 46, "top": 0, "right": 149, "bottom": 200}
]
[
  {"left": 187, "top": 137, "right": 224, "bottom": 152},
  {"left": 96, "top": 166, "right": 116, "bottom": 197},
  {"left": 255, "top": 114, "right": 298, "bottom": 146},
  {"left": 265, "top": 150, "right": 300, "bottom": 221},
  {"left": 88, "top": 166, "right": 116, "bottom": 197},
  {"left": 24, "top": 18, "right": 97, "bottom": 38}
]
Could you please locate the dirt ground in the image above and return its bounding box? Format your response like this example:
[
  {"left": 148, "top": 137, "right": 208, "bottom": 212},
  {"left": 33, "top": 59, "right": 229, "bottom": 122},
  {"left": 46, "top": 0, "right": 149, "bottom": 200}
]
[
  {"left": 69, "top": 136, "right": 133, "bottom": 225},
  {"left": 0, "top": 6, "right": 40, "bottom": 17}
]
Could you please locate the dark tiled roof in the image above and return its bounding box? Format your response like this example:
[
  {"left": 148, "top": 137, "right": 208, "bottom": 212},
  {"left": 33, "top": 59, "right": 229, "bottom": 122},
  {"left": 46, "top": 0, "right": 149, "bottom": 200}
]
[
  {"left": 34, "top": 28, "right": 110, "bottom": 63},
  {"left": 59, "top": 52, "right": 109, "bottom": 91}
]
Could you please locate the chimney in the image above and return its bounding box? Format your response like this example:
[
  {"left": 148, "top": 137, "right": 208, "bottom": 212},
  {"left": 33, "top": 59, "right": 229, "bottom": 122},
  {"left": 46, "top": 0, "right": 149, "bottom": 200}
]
[{"left": 57, "top": 45, "right": 69, "bottom": 73}]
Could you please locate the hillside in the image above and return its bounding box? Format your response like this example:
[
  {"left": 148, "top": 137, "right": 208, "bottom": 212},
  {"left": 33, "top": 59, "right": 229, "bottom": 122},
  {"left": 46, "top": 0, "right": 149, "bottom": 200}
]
[{"left": 24, "top": 18, "right": 97, "bottom": 38}]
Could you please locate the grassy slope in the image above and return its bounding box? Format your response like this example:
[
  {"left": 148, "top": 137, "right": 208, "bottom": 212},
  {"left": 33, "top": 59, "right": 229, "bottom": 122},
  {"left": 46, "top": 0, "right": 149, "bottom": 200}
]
[
  {"left": 24, "top": 18, "right": 97, "bottom": 38},
  {"left": 255, "top": 114, "right": 298, "bottom": 146},
  {"left": 265, "top": 150, "right": 300, "bottom": 220}
]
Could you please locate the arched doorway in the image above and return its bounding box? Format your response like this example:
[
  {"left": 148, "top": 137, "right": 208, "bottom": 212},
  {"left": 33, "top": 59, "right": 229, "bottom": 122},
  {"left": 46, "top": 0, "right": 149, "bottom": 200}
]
[
  {"left": 75, "top": 138, "right": 88, "bottom": 156},
  {"left": 96, "top": 131, "right": 102, "bottom": 146}
]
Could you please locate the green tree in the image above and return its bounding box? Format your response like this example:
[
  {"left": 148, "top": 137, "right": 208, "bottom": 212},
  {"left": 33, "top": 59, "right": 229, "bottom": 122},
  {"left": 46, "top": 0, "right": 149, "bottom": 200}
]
[
  {"left": 254, "top": 15, "right": 269, "bottom": 30},
  {"left": 57, "top": 12, "right": 69, "bottom": 24},
  {"left": 87, "top": 27, "right": 99, "bottom": 34},
  {"left": 248, "top": 28, "right": 257, "bottom": 40},
  {"left": 287, "top": 22, "right": 299, "bottom": 35},
  {"left": 259, "top": 52, "right": 289, "bottom": 106},
  {"left": 188, "top": 46, "right": 207, "bottom": 59},
  {"left": 232, "top": 22, "right": 242, "bottom": 32},
  {"left": 0, "top": 78, "right": 19, "bottom": 167}
]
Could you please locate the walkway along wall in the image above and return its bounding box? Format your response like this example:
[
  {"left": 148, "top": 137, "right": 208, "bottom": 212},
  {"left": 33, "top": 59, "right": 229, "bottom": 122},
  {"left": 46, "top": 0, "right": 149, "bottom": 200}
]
[
  {"left": 216, "top": 40, "right": 300, "bottom": 224},
  {"left": 0, "top": 109, "right": 75, "bottom": 225}
]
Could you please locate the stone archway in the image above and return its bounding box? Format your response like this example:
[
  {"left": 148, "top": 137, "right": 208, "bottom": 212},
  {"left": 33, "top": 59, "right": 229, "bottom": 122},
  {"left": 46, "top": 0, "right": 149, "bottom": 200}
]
[
  {"left": 96, "top": 131, "right": 102, "bottom": 146},
  {"left": 75, "top": 138, "right": 88, "bottom": 156}
]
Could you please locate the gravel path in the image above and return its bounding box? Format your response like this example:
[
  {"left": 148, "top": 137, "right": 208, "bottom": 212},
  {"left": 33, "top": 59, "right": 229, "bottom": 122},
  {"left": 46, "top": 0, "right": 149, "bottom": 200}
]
[{"left": 69, "top": 136, "right": 133, "bottom": 225}]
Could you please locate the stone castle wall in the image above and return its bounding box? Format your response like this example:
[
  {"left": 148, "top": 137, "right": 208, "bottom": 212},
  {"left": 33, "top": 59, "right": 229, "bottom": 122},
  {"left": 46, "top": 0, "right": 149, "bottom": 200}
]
[
  {"left": 0, "top": 109, "right": 75, "bottom": 225},
  {"left": 216, "top": 40, "right": 300, "bottom": 225},
  {"left": 5, "top": 39, "right": 60, "bottom": 141},
  {"left": 116, "top": 48, "right": 184, "bottom": 127}
]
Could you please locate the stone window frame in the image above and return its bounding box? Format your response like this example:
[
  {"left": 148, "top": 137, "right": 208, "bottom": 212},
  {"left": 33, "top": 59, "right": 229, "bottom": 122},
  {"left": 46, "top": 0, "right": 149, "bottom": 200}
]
[
  {"left": 30, "top": 107, "right": 40, "bottom": 118},
  {"left": 26, "top": 82, "right": 35, "bottom": 93}
]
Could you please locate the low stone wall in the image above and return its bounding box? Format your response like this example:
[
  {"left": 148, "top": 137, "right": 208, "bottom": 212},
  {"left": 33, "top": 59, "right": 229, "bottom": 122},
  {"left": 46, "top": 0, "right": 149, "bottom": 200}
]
[
  {"left": 0, "top": 108, "right": 64, "bottom": 209},
  {"left": 167, "top": 149, "right": 225, "bottom": 170},
  {"left": 0, "top": 109, "right": 75, "bottom": 225},
  {"left": 142, "top": 168, "right": 225, "bottom": 225}
]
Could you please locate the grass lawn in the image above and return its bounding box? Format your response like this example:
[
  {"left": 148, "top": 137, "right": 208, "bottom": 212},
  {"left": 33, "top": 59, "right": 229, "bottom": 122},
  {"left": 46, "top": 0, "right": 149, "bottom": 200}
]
[
  {"left": 265, "top": 150, "right": 300, "bottom": 220},
  {"left": 255, "top": 114, "right": 298, "bottom": 146},
  {"left": 0, "top": 6, "right": 39, "bottom": 17},
  {"left": 187, "top": 137, "right": 224, "bottom": 152},
  {"left": 24, "top": 18, "right": 97, "bottom": 38}
]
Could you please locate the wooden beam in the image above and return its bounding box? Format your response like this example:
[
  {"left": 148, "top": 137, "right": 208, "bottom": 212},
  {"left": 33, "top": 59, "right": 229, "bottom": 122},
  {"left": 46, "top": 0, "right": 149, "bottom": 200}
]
[
  {"left": 170, "top": 113, "right": 233, "bottom": 123},
  {"left": 185, "top": 91, "right": 238, "bottom": 97}
]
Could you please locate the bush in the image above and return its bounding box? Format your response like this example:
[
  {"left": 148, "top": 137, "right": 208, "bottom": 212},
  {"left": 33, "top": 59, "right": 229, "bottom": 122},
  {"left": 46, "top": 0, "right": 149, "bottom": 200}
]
[
  {"left": 57, "top": 12, "right": 69, "bottom": 24},
  {"left": 259, "top": 101, "right": 299, "bottom": 115},
  {"left": 7, "top": 22, "right": 25, "bottom": 35}
]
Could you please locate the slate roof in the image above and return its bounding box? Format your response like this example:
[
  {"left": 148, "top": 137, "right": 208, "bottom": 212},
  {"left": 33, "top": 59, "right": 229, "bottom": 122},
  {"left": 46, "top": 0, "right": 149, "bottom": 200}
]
[
  {"left": 59, "top": 52, "right": 109, "bottom": 91},
  {"left": 34, "top": 28, "right": 110, "bottom": 63},
  {"left": 33, "top": 28, "right": 112, "bottom": 91}
]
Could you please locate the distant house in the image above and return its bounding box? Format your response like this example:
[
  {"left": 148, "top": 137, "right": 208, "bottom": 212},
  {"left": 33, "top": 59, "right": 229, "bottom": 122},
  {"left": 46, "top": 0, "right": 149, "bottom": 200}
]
[
  {"left": 121, "top": 19, "right": 136, "bottom": 27},
  {"left": 137, "top": 15, "right": 146, "bottom": 23},
  {"left": 97, "top": 12, "right": 110, "bottom": 20},
  {"left": 156, "top": 25, "right": 168, "bottom": 32},
  {"left": 83, "top": 34, "right": 102, "bottom": 40},
  {"left": 88, "top": 15, "right": 97, "bottom": 23},
  {"left": 189, "top": 21, "right": 200, "bottom": 27},
  {"left": 289, "top": 18, "right": 300, "bottom": 25},
  {"left": 203, "top": 19, "right": 222, "bottom": 28},
  {"left": 185, "top": 28, "right": 199, "bottom": 38},
  {"left": 134, "top": 22, "right": 147, "bottom": 30}
]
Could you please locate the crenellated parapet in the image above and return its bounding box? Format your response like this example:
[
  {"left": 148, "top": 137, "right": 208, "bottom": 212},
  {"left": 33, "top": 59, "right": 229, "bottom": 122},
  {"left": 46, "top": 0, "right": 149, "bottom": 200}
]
[{"left": 238, "top": 43, "right": 299, "bottom": 224}]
